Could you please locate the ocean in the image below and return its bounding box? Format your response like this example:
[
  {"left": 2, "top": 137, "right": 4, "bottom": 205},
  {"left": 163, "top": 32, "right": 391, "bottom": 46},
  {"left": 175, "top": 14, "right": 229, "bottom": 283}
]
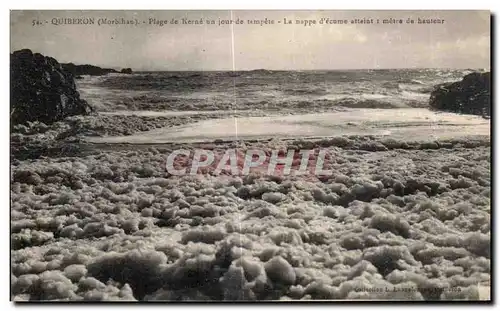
[
  {"left": 78, "top": 68, "right": 482, "bottom": 113},
  {"left": 76, "top": 68, "right": 490, "bottom": 144}
]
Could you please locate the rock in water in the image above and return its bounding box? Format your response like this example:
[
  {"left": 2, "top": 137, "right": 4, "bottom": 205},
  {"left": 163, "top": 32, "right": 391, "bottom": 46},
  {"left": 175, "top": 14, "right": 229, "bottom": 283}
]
[
  {"left": 429, "top": 72, "right": 490, "bottom": 116},
  {"left": 10, "top": 49, "right": 93, "bottom": 125},
  {"left": 61, "top": 63, "right": 118, "bottom": 76},
  {"left": 120, "top": 68, "right": 133, "bottom": 74}
]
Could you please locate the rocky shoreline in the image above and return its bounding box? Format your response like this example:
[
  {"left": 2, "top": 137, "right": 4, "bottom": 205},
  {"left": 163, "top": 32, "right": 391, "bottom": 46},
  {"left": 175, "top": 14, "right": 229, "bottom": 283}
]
[
  {"left": 430, "top": 72, "right": 491, "bottom": 117},
  {"left": 61, "top": 63, "right": 118, "bottom": 77},
  {"left": 10, "top": 49, "right": 135, "bottom": 126},
  {"left": 9, "top": 49, "right": 491, "bottom": 161},
  {"left": 10, "top": 49, "right": 93, "bottom": 125}
]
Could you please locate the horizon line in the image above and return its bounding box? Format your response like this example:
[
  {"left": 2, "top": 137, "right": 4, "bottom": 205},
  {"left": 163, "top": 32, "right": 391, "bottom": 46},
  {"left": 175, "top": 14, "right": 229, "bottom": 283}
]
[
  {"left": 9, "top": 50, "right": 490, "bottom": 72},
  {"left": 8, "top": 50, "right": 490, "bottom": 72},
  {"left": 125, "top": 67, "right": 489, "bottom": 72}
]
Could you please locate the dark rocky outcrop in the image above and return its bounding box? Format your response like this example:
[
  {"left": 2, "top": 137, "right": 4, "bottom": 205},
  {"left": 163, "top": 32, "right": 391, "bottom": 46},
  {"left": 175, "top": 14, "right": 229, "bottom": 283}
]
[
  {"left": 61, "top": 63, "right": 118, "bottom": 76},
  {"left": 10, "top": 49, "right": 93, "bottom": 125},
  {"left": 429, "top": 72, "right": 491, "bottom": 116},
  {"left": 120, "top": 68, "right": 133, "bottom": 74}
]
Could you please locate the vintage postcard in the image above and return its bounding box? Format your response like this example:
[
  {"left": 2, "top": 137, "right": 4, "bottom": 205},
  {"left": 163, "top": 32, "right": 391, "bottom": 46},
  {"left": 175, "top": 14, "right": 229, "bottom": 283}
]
[{"left": 10, "top": 10, "right": 490, "bottom": 302}]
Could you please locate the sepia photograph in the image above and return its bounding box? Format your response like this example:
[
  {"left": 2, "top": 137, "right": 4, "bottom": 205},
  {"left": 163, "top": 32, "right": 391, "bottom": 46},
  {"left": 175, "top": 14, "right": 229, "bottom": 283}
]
[{"left": 9, "top": 9, "right": 491, "bottom": 302}]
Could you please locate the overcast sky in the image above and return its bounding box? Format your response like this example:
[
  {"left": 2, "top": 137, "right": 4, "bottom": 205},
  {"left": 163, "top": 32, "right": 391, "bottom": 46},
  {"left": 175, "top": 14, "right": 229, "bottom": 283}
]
[{"left": 10, "top": 10, "right": 490, "bottom": 70}]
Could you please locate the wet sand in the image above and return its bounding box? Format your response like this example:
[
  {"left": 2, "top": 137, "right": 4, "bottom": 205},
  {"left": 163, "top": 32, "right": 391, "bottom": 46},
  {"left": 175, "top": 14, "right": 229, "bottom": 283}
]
[{"left": 86, "top": 108, "right": 490, "bottom": 144}]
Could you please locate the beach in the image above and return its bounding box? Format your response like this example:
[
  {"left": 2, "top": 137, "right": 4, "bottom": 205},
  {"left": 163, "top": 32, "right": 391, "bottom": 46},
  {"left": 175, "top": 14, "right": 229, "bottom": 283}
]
[{"left": 10, "top": 69, "right": 491, "bottom": 301}]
